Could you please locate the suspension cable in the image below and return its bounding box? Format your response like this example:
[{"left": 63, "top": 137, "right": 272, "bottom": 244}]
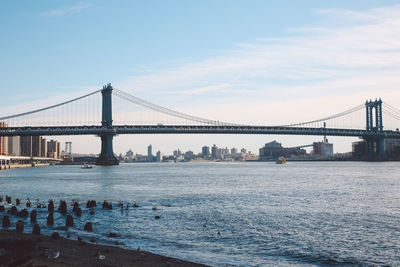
[{"left": 0, "top": 89, "right": 102, "bottom": 121}]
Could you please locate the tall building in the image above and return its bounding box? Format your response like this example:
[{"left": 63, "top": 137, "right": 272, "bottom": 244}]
[
  {"left": 156, "top": 151, "right": 162, "bottom": 162},
  {"left": 41, "top": 138, "right": 47, "bottom": 157},
  {"left": 0, "top": 122, "right": 8, "bottom": 155},
  {"left": 57, "top": 142, "right": 61, "bottom": 159},
  {"left": 211, "top": 144, "right": 217, "bottom": 159},
  {"left": 231, "top": 147, "right": 237, "bottom": 155},
  {"left": 20, "top": 136, "right": 32, "bottom": 156},
  {"left": 201, "top": 146, "right": 210, "bottom": 159},
  {"left": 31, "top": 136, "right": 41, "bottom": 157},
  {"left": 147, "top": 144, "right": 153, "bottom": 162},
  {"left": 8, "top": 136, "right": 20, "bottom": 156},
  {"left": 65, "top": 142, "right": 72, "bottom": 156}
]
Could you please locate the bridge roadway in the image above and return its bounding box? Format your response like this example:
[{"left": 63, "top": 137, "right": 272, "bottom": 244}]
[{"left": 1, "top": 125, "right": 400, "bottom": 138}]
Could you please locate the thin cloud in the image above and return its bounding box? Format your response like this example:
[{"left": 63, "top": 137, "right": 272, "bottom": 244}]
[
  {"left": 116, "top": 4, "right": 400, "bottom": 112},
  {"left": 42, "top": 2, "right": 91, "bottom": 17}
]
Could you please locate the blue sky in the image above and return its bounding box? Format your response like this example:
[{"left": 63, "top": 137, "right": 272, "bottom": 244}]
[{"left": 1, "top": 1, "right": 400, "bottom": 154}]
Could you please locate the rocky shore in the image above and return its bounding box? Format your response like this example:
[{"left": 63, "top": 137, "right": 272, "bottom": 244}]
[{"left": 0, "top": 229, "right": 207, "bottom": 266}]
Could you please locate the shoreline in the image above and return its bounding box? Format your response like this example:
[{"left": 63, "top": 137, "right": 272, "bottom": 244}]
[{"left": 0, "top": 229, "right": 208, "bottom": 266}]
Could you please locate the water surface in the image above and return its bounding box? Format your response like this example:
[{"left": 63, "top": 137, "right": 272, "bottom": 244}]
[{"left": 1, "top": 162, "right": 400, "bottom": 266}]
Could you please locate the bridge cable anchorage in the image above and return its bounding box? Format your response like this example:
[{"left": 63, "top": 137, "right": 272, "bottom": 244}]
[
  {"left": 112, "top": 88, "right": 241, "bottom": 126},
  {"left": 0, "top": 89, "right": 102, "bottom": 121},
  {"left": 278, "top": 103, "right": 365, "bottom": 127}
]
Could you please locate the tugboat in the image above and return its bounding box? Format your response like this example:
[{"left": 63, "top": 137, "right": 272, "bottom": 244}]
[
  {"left": 275, "top": 156, "right": 287, "bottom": 164},
  {"left": 81, "top": 162, "right": 93, "bottom": 169}
]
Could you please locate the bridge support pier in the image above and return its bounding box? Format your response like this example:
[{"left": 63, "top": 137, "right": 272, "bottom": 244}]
[
  {"left": 95, "top": 83, "right": 119, "bottom": 166},
  {"left": 96, "top": 134, "right": 119, "bottom": 165},
  {"left": 364, "top": 137, "right": 385, "bottom": 160}
]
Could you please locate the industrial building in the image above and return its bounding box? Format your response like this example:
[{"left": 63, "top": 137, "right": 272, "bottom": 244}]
[
  {"left": 259, "top": 140, "right": 306, "bottom": 161},
  {"left": 312, "top": 137, "right": 333, "bottom": 156}
]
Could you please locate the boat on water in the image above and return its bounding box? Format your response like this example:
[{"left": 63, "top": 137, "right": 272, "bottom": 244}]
[
  {"left": 275, "top": 156, "right": 287, "bottom": 164},
  {"left": 81, "top": 162, "right": 93, "bottom": 169}
]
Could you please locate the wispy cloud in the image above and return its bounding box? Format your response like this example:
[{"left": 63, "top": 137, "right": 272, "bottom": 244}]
[
  {"left": 116, "top": 4, "right": 400, "bottom": 115},
  {"left": 42, "top": 2, "right": 91, "bottom": 17}
]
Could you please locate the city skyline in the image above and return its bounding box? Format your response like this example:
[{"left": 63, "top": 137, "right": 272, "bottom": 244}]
[{"left": 1, "top": 1, "right": 400, "bottom": 154}]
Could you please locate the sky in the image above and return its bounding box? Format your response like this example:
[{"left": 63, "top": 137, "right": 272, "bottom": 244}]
[{"left": 1, "top": 1, "right": 400, "bottom": 155}]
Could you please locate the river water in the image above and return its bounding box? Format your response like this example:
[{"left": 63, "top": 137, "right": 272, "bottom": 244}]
[{"left": 1, "top": 162, "right": 400, "bottom": 266}]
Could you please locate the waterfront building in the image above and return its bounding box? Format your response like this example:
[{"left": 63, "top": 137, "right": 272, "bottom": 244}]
[
  {"left": 313, "top": 137, "right": 333, "bottom": 156},
  {"left": 125, "top": 149, "right": 134, "bottom": 160},
  {"left": 147, "top": 144, "right": 153, "bottom": 162},
  {"left": 156, "top": 151, "right": 162, "bottom": 162},
  {"left": 41, "top": 138, "right": 47, "bottom": 157},
  {"left": 224, "top": 147, "right": 230, "bottom": 155},
  {"left": 65, "top": 142, "right": 72, "bottom": 156},
  {"left": 259, "top": 140, "right": 306, "bottom": 161},
  {"left": 231, "top": 147, "right": 237, "bottom": 155},
  {"left": 201, "top": 146, "right": 210, "bottom": 159},
  {"left": 0, "top": 122, "right": 8, "bottom": 156},
  {"left": 8, "top": 136, "right": 20, "bottom": 156},
  {"left": 184, "top": 150, "right": 194, "bottom": 160},
  {"left": 47, "top": 139, "right": 60, "bottom": 159},
  {"left": 20, "top": 136, "right": 32, "bottom": 156},
  {"left": 31, "top": 136, "right": 42, "bottom": 157},
  {"left": 241, "top": 148, "right": 247, "bottom": 154},
  {"left": 211, "top": 144, "right": 217, "bottom": 159},
  {"left": 173, "top": 149, "right": 181, "bottom": 157}
]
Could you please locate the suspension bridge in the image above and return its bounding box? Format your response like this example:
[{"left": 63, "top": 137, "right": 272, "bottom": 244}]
[{"left": 1, "top": 84, "right": 400, "bottom": 165}]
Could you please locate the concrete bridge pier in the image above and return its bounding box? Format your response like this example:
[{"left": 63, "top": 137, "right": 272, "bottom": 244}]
[
  {"left": 364, "top": 137, "right": 385, "bottom": 160},
  {"left": 96, "top": 134, "right": 119, "bottom": 165}
]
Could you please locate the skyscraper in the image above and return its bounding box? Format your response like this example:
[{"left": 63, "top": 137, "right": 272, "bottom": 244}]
[
  {"left": 156, "top": 151, "right": 161, "bottom": 162},
  {"left": 202, "top": 146, "right": 210, "bottom": 159},
  {"left": 147, "top": 144, "right": 153, "bottom": 162},
  {"left": 20, "top": 136, "right": 32, "bottom": 156},
  {"left": 41, "top": 138, "right": 47, "bottom": 157},
  {"left": 211, "top": 144, "right": 217, "bottom": 159}
]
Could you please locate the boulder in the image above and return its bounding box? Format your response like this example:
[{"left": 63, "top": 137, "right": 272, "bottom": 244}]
[
  {"left": 84, "top": 222, "right": 93, "bottom": 232},
  {"left": 16, "top": 220, "right": 24, "bottom": 233},
  {"left": 58, "top": 200, "right": 67, "bottom": 215},
  {"left": 2, "top": 216, "right": 10, "bottom": 228},
  {"left": 47, "top": 213, "right": 54, "bottom": 225},
  {"left": 66, "top": 214, "right": 74, "bottom": 227},
  {"left": 32, "top": 224, "right": 41, "bottom": 235},
  {"left": 30, "top": 209, "right": 37, "bottom": 223},
  {"left": 48, "top": 200, "right": 54, "bottom": 212}
]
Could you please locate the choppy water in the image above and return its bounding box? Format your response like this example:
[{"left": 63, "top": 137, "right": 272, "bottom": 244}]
[{"left": 1, "top": 162, "right": 400, "bottom": 266}]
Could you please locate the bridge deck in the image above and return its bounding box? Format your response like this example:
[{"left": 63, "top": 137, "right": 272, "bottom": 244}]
[{"left": 1, "top": 125, "right": 400, "bottom": 138}]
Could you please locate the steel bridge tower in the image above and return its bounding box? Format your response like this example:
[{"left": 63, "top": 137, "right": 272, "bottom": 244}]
[
  {"left": 364, "top": 99, "right": 384, "bottom": 158},
  {"left": 95, "top": 83, "right": 119, "bottom": 165}
]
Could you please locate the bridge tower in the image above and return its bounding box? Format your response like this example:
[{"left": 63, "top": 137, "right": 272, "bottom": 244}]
[
  {"left": 95, "top": 83, "right": 119, "bottom": 165},
  {"left": 364, "top": 99, "right": 384, "bottom": 158}
]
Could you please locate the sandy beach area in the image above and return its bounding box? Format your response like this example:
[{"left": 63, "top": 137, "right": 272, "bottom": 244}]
[{"left": 0, "top": 230, "right": 208, "bottom": 267}]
